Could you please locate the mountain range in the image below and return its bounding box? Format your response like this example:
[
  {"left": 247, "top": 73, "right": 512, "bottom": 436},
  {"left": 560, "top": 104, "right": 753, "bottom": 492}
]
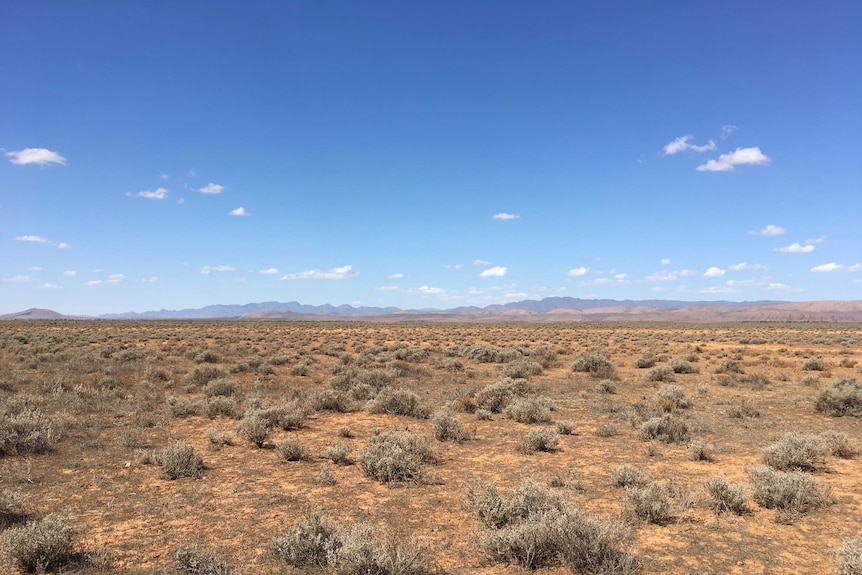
[{"left": 3, "top": 297, "right": 862, "bottom": 322}]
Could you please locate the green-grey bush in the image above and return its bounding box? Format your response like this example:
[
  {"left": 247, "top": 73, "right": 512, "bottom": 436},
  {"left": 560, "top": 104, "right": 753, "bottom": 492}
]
[
  {"left": 762, "top": 432, "right": 826, "bottom": 471},
  {"left": 571, "top": 353, "right": 616, "bottom": 379},
  {"left": 518, "top": 427, "right": 560, "bottom": 454},
  {"left": 432, "top": 411, "right": 468, "bottom": 442},
  {"left": 367, "top": 388, "right": 430, "bottom": 419},
  {"left": 358, "top": 430, "right": 435, "bottom": 483},
  {"left": 705, "top": 475, "right": 749, "bottom": 515},
  {"left": 746, "top": 465, "right": 831, "bottom": 518},
  {"left": 638, "top": 414, "right": 689, "bottom": 444},
  {"left": 815, "top": 378, "right": 862, "bottom": 417},
  {"left": 1, "top": 514, "right": 74, "bottom": 573},
  {"left": 835, "top": 538, "right": 862, "bottom": 575},
  {"left": 174, "top": 543, "right": 239, "bottom": 575},
  {"left": 501, "top": 358, "right": 544, "bottom": 379},
  {"left": 504, "top": 395, "right": 553, "bottom": 424},
  {"left": 160, "top": 441, "right": 204, "bottom": 479}
]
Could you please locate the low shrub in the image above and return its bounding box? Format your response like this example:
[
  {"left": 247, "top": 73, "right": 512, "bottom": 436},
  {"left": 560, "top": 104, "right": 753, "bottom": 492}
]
[
  {"left": 271, "top": 510, "right": 341, "bottom": 568},
  {"left": 638, "top": 414, "right": 689, "bottom": 444},
  {"left": 330, "top": 524, "right": 431, "bottom": 575},
  {"left": 472, "top": 377, "right": 531, "bottom": 413},
  {"left": 358, "top": 430, "right": 435, "bottom": 483},
  {"left": 239, "top": 409, "right": 273, "bottom": 448},
  {"left": 1, "top": 514, "right": 74, "bottom": 573},
  {"left": 635, "top": 356, "right": 657, "bottom": 369},
  {"left": 0, "top": 401, "right": 62, "bottom": 456},
  {"left": 715, "top": 360, "right": 744, "bottom": 374},
  {"left": 206, "top": 396, "right": 239, "bottom": 419},
  {"left": 821, "top": 430, "right": 856, "bottom": 459},
  {"left": 571, "top": 353, "right": 616, "bottom": 379},
  {"left": 0, "top": 488, "right": 27, "bottom": 529},
  {"left": 367, "top": 388, "right": 430, "bottom": 419},
  {"left": 687, "top": 439, "right": 714, "bottom": 462},
  {"left": 611, "top": 464, "right": 651, "bottom": 488},
  {"left": 276, "top": 438, "right": 310, "bottom": 462},
  {"left": 652, "top": 385, "right": 692, "bottom": 411},
  {"left": 313, "top": 390, "right": 353, "bottom": 413},
  {"left": 835, "top": 537, "right": 862, "bottom": 575},
  {"left": 203, "top": 378, "right": 239, "bottom": 398},
  {"left": 747, "top": 465, "right": 831, "bottom": 519},
  {"left": 518, "top": 428, "right": 559, "bottom": 454},
  {"left": 326, "top": 442, "right": 353, "bottom": 465},
  {"left": 556, "top": 420, "right": 577, "bottom": 435},
  {"left": 762, "top": 432, "right": 826, "bottom": 471},
  {"left": 596, "top": 379, "right": 616, "bottom": 394},
  {"left": 504, "top": 395, "right": 553, "bottom": 424},
  {"left": 167, "top": 396, "right": 203, "bottom": 418},
  {"left": 432, "top": 411, "right": 468, "bottom": 442},
  {"left": 705, "top": 475, "right": 749, "bottom": 515},
  {"left": 161, "top": 441, "right": 204, "bottom": 479},
  {"left": 187, "top": 365, "right": 226, "bottom": 385},
  {"left": 815, "top": 378, "right": 862, "bottom": 417},
  {"left": 668, "top": 358, "right": 697, "bottom": 374},
  {"left": 802, "top": 357, "right": 826, "bottom": 371},
  {"left": 501, "top": 358, "right": 543, "bottom": 379},
  {"left": 175, "top": 543, "right": 239, "bottom": 575},
  {"left": 646, "top": 366, "right": 675, "bottom": 383},
  {"left": 625, "top": 481, "right": 676, "bottom": 524}
]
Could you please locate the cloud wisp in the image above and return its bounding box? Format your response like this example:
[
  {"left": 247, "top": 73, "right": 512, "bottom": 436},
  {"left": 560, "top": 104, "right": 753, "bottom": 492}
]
[
  {"left": 750, "top": 224, "right": 786, "bottom": 237},
  {"left": 811, "top": 263, "right": 862, "bottom": 273},
  {"left": 696, "top": 147, "right": 770, "bottom": 172},
  {"left": 201, "top": 265, "right": 236, "bottom": 275},
  {"left": 480, "top": 266, "right": 508, "bottom": 278},
  {"left": 281, "top": 265, "right": 357, "bottom": 280},
  {"left": 491, "top": 213, "right": 519, "bottom": 221},
  {"left": 199, "top": 183, "right": 226, "bottom": 194},
  {"left": 229, "top": 207, "right": 250, "bottom": 216},
  {"left": 663, "top": 135, "right": 717, "bottom": 155},
  {"left": 136, "top": 187, "right": 168, "bottom": 200},
  {"left": 775, "top": 243, "right": 815, "bottom": 254},
  {"left": 6, "top": 148, "right": 67, "bottom": 166}
]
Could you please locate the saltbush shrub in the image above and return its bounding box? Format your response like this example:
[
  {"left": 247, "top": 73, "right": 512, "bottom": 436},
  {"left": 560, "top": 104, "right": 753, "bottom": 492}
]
[
  {"left": 571, "top": 353, "right": 616, "bottom": 379},
  {"left": 815, "top": 378, "right": 862, "bottom": 417},
  {"left": 1, "top": 514, "right": 74, "bottom": 573},
  {"left": 175, "top": 543, "right": 239, "bottom": 575},
  {"left": 367, "top": 388, "right": 431, "bottom": 419},
  {"left": 762, "top": 432, "right": 826, "bottom": 471},
  {"left": 161, "top": 442, "right": 204, "bottom": 479},
  {"left": 518, "top": 428, "right": 560, "bottom": 454},
  {"left": 746, "top": 465, "right": 831, "bottom": 519},
  {"left": 705, "top": 475, "right": 749, "bottom": 515},
  {"left": 638, "top": 414, "right": 689, "bottom": 444},
  {"left": 358, "top": 430, "right": 435, "bottom": 483},
  {"left": 504, "top": 395, "right": 553, "bottom": 424},
  {"left": 432, "top": 411, "right": 468, "bottom": 442}
]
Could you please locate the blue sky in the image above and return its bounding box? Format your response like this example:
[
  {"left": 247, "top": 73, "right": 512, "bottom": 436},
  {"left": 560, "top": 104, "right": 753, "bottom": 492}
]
[{"left": 2, "top": 1, "right": 860, "bottom": 315}]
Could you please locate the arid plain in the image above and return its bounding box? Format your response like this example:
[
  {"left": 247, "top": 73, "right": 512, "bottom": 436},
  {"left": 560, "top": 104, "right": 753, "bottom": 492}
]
[{"left": 1, "top": 321, "right": 860, "bottom": 574}]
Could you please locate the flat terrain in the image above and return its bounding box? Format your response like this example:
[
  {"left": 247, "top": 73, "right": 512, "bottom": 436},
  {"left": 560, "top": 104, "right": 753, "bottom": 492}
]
[{"left": 1, "top": 321, "right": 860, "bottom": 574}]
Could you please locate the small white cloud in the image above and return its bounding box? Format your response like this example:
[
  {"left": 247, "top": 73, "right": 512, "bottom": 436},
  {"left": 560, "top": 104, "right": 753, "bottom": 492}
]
[
  {"left": 414, "top": 285, "right": 446, "bottom": 295},
  {"left": 199, "top": 183, "right": 226, "bottom": 194},
  {"left": 703, "top": 267, "right": 726, "bottom": 278},
  {"left": 480, "top": 266, "right": 508, "bottom": 278},
  {"left": 474, "top": 259, "right": 492, "bottom": 266},
  {"left": 84, "top": 280, "right": 102, "bottom": 286},
  {"left": 387, "top": 273, "right": 404, "bottom": 279},
  {"left": 29, "top": 267, "right": 42, "bottom": 272},
  {"left": 750, "top": 224, "right": 786, "bottom": 236},
  {"left": 160, "top": 173, "right": 169, "bottom": 180},
  {"left": 15, "top": 235, "right": 50, "bottom": 243},
  {"left": 57, "top": 243, "right": 71, "bottom": 249},
  {"left": 721, "top": 125, "right": 738, "bottom": 139},
  {"left": 201, "top": 265, "right": 236, "bottom": 274},
  {"left": 229, "top": 207, "right": 250, "bottom": 216},
  {"left": 259, "top": 267, "right": 279, "bottom": 275},
  {"left": 811, "top": 262, "right": 862, "bottom": 273},
  {"left": 699, "top": 285, "right": 739, "bottom": 294},
  {"left": 663, "top": 135, "right": 717, "bottom": 155},
  {"left": 106, "top": 274, "right": 125, "bottom": 284},
  {"left": 491, "top": 213, "right": 520, "bottom": 221},
  {"left": 645, "top": 271, "right": 678, "bottom": 282},
  {"left": 661, "top": 258, "right": 671, "bottom": 265},
  {"left": 614, "top": 273, "right": 629, "bottom": 280},
  {"left": 446, "top": 264, "right": 463, "bottom": 270},
  {"left": 42, "top": 283, "right": 62, "bottom": 289},
  {"left": 775, "top": 243, "right": 815, "bottom": 254},
  {"left": 6, "top": 148, "right": 67, "bottom": 166},
  {"left": 728, "top": 262, "right": 767, "bottom": 271},
  {"left": 678, "top": 269, "right": 698, "bottom": 277},
  {"left": 376, "top": 285, "right": 400, "bottom": 291},
  {"left": 805, "top": 235, "right": 826, "bottom": 245},
  {"left": 767, "top": 282, "right": 798, "bottom": 292},
  {"left": 137, "top": 187, "right": 168, "bottom": 200},
  {"left": 1, "top": 275, "right": 30, "bottom": 283},
  {"left": 142, "top": 276, "right": 158, "bottom": 283},
  {"left": 567, "top": 267, "right": 589, "bottom": 277},
  {"left": 281, "top": 265, "right": 356, "bottom": 280},
  {"left": 697, "top": 147, "right": 771, "bottom": 172}
]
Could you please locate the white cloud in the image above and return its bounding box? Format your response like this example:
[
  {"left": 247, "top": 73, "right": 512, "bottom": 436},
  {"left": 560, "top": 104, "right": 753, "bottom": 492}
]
[
  {"left": 767, "top": 282, "right": 798, "bottom": 292},
  {"left": 201, "top": 265, "right": 236, "bottom": 274},
  {"left": 728, "top": 262, "right": 767, "bottom": 271},
  {"left": 446, "top": 264, "right": 463, "bottom": 270},
  {"left": 57, "top": 243, "right": 71, "bottom": 249},
  {"left": 805, "top": 235, "right": 826, "bottom": 245},
  {"left": 663, "top": 135, "right": 717, "bottom": 155},
  {"left": 661, "top": 258, "right": 671, "bottom": 265},
  {"left": 474, "top": 259, "right": 492, "bottom": 266},
  {"left": 15, "top": 235, "right": 50, "bottom": 243},
  {"left": 811, "top": 262, "right": 862, "bottom": 273},
  {"left": 199, "top": 183, "right": 226, "bottom": 194},
  {"left": 678, "top": 269, "right": 698, "bottom": 277},
  {"left": 42, "top": 283, "right": 62, "bottom": 289},
  {"left": 750, "top": 224, "right": 786, "bottom": 237},
  {"left": 414, "top": 285, "right": 446, "bottom": 295},
  {"left": 6, "top": 148, "right": 67, "bottom": 166},
  {"left": 1, "top": 275, "right": 30, "bottom": 283},
  {"left": 721, "top": 125, "right": 738, "bottom": 139},
  {"left": 480, "top": 266, "right": 508, "bottom": 278},
  {"left": 645, "top": 271, "right": 678, "bottom": 282},
  {"left": 696, "top": 147, "right": 771, "bottom": 172},
  {"left": 281, "top": 265, "right": 356, "bottom": 280},
  {"left": 160, "top": 173, "right": 169, "bottom": 180},
  {"left": 84, "top": 280, "right": 102, "bottom": 286},
  {"left": 614, "top": 273, "right": 630, "bottom": 280},
  {"left": 137, "top": 187, "right": 168, "bottom": 200},
  {"left": 29, "top": 267, "right": 42, "bottom": 272},
  {"left": 567, "top": 267, "right": 589, "bottom": 277},
  {"left": 699, "top": 285, "right": 739, "bottom": 294},
  {"left": 229, "top": 206, "right": 250, "bottom": 216},
  {"left": 491, "top": 213, "right": 519, "bottom": 221},
  {"left": 376, "top": 285, "right": 400, "bottom": 291},
  {"left": 387, "top": 273, "right": 404, "bottom": 279},
  {"left": 142, "top": 276, "right": 158, "bottom": 283},
  {"left": 259, "top": 268, "right": 279, "bottom": 275},
  {"left": 775, "top": 243, "right": 815, "bottom": 254},
  {"left": 106, "top": 274, "right": 125, "bottom": 284},
  {"left": 703, "top": 267, "right": 726, "bottom": 278}
]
